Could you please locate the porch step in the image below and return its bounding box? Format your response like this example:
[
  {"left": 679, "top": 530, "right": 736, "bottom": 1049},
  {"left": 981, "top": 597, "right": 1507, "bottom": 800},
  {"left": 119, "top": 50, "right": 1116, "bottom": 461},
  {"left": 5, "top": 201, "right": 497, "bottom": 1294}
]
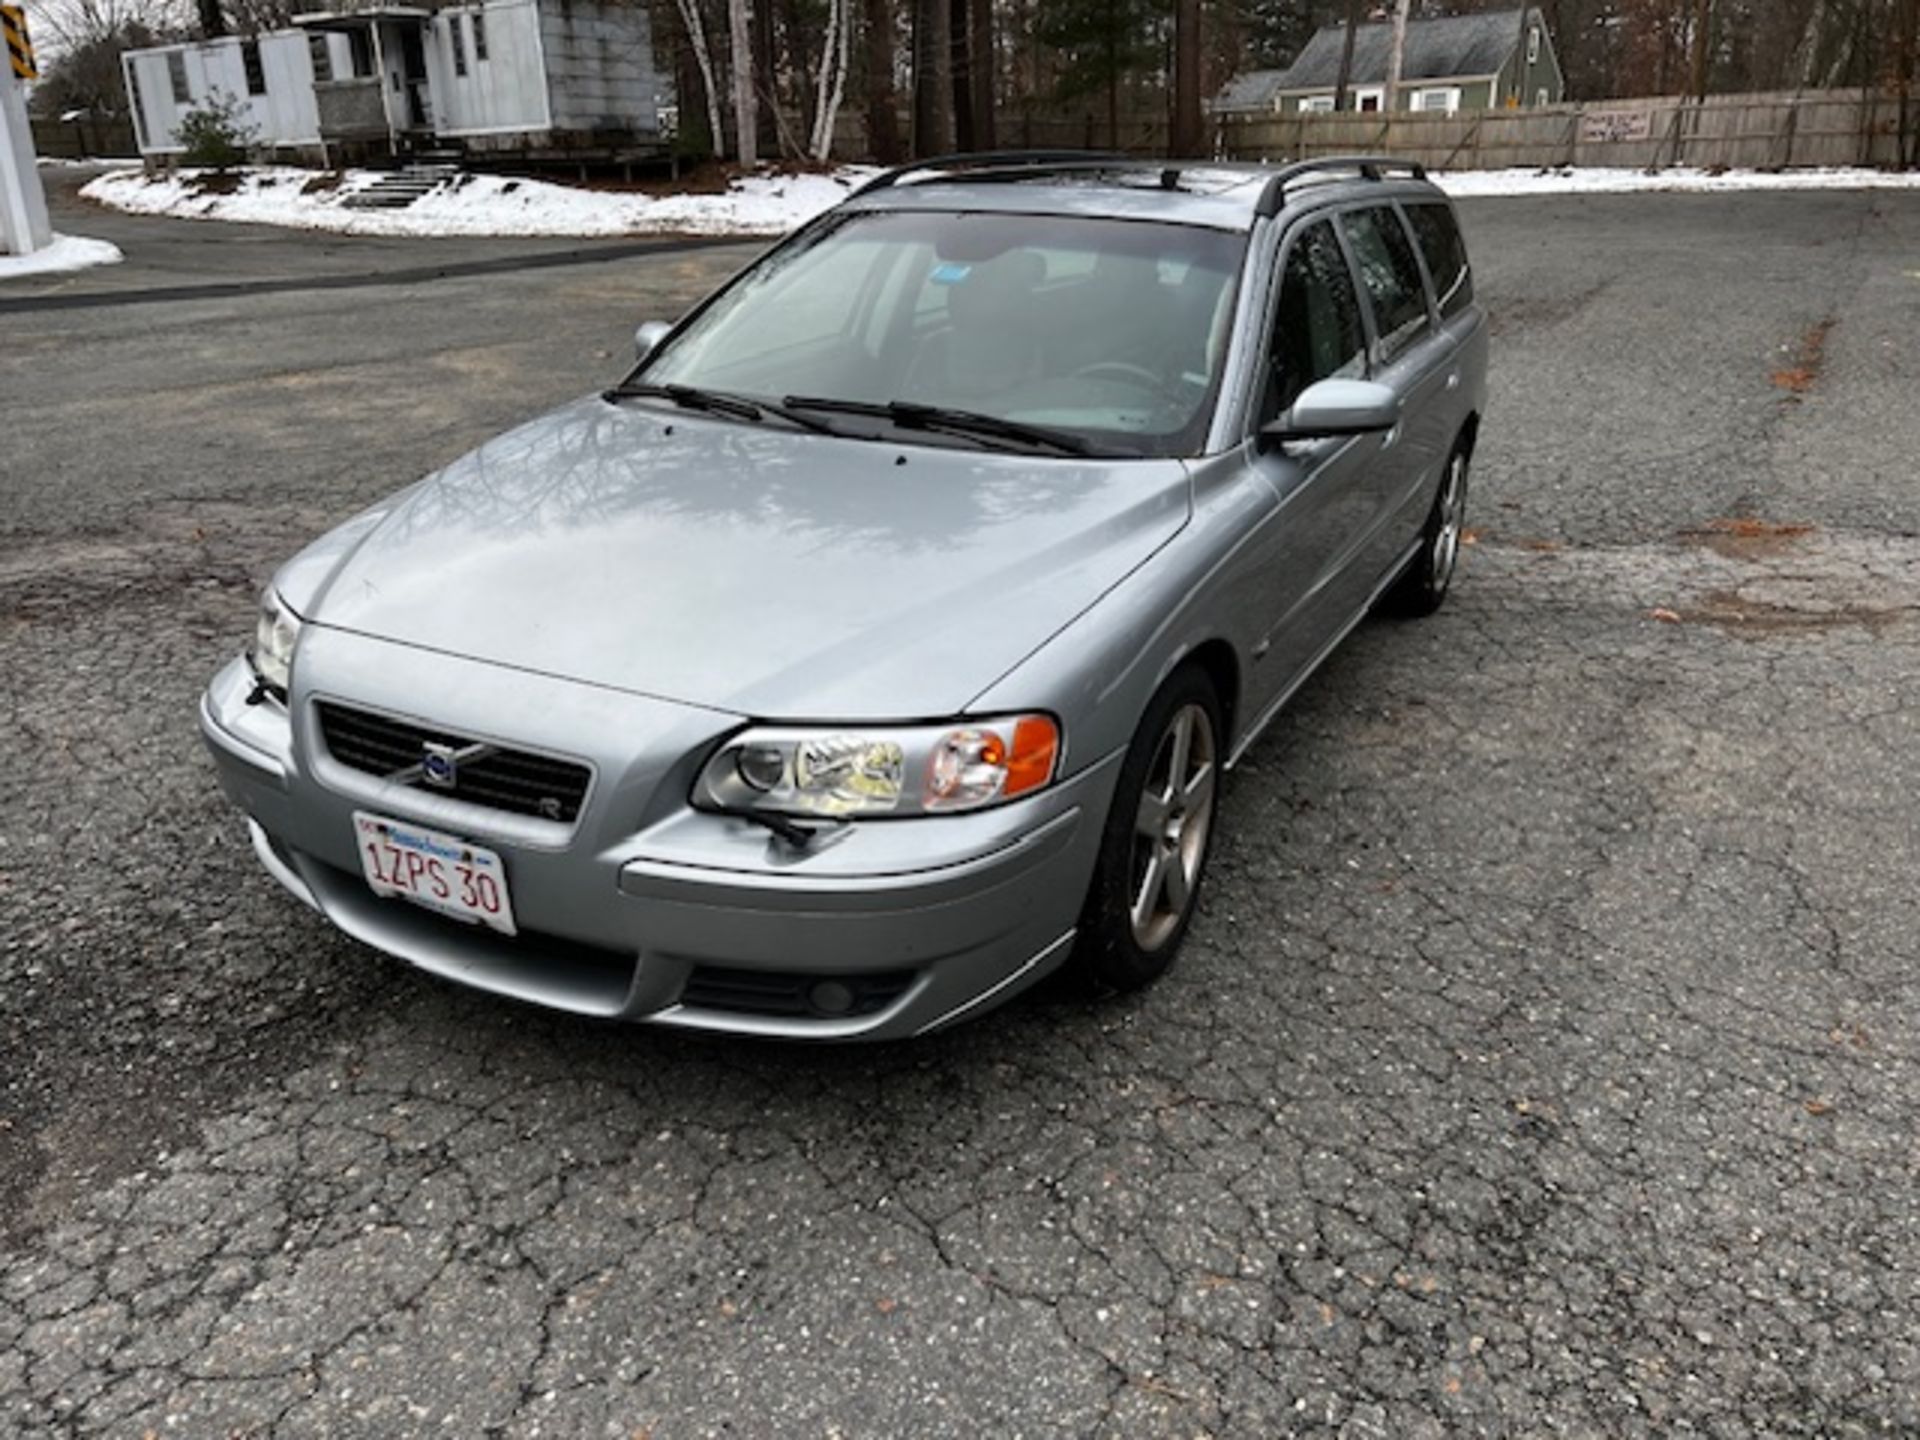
[{"left": 342, "top": 161, "right": 463, "bottom": 210}]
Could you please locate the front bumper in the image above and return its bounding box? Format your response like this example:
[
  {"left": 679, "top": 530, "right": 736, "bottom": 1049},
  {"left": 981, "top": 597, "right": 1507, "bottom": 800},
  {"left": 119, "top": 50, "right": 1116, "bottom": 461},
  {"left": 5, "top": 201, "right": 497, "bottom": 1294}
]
[{"left": 199, "top": 635, "right": 1118, "bottom": 1040}]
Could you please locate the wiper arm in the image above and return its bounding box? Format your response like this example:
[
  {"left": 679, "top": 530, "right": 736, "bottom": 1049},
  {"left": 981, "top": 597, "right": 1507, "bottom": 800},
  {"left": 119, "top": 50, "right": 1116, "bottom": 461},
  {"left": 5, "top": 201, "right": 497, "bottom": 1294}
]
[
  {"left": 606, "top": 382, "right": 844, "bottom": 437},
  {"left": 783, "top": 396, "right": 1097, "bottom": 456}
]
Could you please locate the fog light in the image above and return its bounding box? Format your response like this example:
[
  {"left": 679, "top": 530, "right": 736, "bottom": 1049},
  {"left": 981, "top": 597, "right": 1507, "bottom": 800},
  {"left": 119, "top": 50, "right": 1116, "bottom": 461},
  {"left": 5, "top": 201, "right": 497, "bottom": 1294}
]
[{"left": 809, "top": 980, "right": 855, "bottom": 1015}]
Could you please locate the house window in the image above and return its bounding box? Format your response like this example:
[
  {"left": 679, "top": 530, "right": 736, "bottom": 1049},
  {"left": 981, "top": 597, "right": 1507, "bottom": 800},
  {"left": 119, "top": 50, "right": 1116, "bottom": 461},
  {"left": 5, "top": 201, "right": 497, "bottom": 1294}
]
[
  {"left": 347, "top": 29, "right": 374, "bottom": 77},
  {"left": 1414, "top": 87, "right": 1461, "bottom": 114},
  {"left": 241, "top": 39, "right": 266, "bottom": 95},
  {"left": 452, "top": 14, "right": 468, "bottom": 76},
  {"left": 167, "top": 51, "right": 190, "bottom": 104},
  {"left": 1527, "top": 25, "right": 1541, "bottom": 63},
  {"left": 1299, "top": 96, "right": 1334, "bottom": 113},
  {"left": 471, "top": 9, "right": 487, "bottom": 61},
  {"left": 308, "top": 33, "right": 333, "bottom": 83},
  {"left": 1535, "top": 87, "right": 1549, "bottom": 106},
  {"left": 1355, "top": 87, "right": 1383, "bottom": 112}
]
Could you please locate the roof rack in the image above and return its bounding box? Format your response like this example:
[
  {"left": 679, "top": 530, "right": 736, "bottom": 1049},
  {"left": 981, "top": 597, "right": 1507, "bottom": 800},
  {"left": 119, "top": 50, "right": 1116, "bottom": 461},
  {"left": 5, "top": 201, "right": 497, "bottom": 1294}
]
[
  {"left": 850, "top": 150, "right": 1131, "bottom": 198},
  {"left": 1253, "top": 155, "right": 1429, "bottom": 215},
  {"left": 845, "top": 150, "right": 1430, "bottom": 214}
]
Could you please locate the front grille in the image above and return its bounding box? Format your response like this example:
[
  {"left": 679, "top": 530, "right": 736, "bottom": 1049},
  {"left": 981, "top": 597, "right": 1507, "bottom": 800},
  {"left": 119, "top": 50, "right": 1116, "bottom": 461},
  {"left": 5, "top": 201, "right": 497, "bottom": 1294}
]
[
  {"left": 679, "top": 967, "right": 916, "bottom": 1020},
  {"left": 315, "top": 701, "right": 592, "bottom": 824}
]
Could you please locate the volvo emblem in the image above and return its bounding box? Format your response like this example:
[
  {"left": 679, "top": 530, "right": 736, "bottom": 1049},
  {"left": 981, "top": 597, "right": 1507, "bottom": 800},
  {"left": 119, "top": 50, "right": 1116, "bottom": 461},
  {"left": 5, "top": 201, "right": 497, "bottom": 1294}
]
[{"left": 421, "top": 741, "right": 460, "bottom": 789}]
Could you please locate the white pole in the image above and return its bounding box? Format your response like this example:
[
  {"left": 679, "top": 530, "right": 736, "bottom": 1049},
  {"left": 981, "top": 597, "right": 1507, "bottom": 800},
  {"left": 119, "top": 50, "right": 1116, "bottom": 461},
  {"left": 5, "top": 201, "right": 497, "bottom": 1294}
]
[{"left": 0, "top": 60, "right": 53, "bottom": 256}]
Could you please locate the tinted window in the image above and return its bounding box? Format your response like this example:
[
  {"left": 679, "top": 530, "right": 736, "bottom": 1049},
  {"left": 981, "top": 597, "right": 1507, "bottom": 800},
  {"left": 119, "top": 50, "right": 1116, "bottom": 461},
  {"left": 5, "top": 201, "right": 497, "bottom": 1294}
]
[
  {"left": 1262, "top": 220, "right": 1366, "bottom": 421},
  {"left": 1403, "top": 201, "right": 1473, "bottom": 318},
  {"left": 167, "top": 52, "right": 190, "bottom": 104},
  {"left": 242, "top": 40, "right": 266, "bottom": 95},
  {"left": 1340, "top": 206, "right": 1430, "bottom": 352}
]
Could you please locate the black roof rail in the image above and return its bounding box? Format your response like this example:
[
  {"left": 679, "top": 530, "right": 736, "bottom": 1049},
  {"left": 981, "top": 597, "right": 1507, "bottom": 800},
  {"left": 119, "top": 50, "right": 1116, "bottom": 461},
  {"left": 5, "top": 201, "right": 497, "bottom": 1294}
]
[
  {"left": 1254, "top": 155, "right": 1430, "bottom": 216},
  {"left": 850, "top": 149, "right": 1133, "bottom": 198}
]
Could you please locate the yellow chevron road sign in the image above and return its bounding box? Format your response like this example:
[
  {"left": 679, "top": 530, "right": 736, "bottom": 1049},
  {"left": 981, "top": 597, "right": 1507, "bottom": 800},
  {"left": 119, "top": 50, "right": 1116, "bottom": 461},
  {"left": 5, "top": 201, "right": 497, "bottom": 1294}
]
[{"left": 3, "top": 5, "right": 35, "bottom": 82}]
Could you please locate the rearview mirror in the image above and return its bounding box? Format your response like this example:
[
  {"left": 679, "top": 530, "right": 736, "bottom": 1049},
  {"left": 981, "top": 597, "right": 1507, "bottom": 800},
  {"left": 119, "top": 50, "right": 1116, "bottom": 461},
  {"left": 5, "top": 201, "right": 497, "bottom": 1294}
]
[
  {"left": 1262, "top": 378, "right": 1401, "bottom": 443},
  {"left": 634, "top": 320, "right": 673, "bottom": 363}
]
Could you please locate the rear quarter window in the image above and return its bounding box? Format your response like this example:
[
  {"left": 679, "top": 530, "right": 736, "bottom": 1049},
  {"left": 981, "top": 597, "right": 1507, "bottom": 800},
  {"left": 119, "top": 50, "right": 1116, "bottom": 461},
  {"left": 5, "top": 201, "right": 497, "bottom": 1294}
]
[
  {"left": 1403, "top": 201, "right": 1474, "bottom": 319},
  {"left": 1339, "top": 206, "right": 1431, "bottom": 356}
]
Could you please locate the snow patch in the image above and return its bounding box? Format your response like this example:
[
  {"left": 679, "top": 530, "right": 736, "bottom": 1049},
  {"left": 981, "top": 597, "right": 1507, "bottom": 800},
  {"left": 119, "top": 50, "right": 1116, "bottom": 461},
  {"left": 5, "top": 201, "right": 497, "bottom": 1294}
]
[
  {"left": 80, "top": 165, "right": 880, "bottom": 239},
  {"left": 0, "top": 233, "right": 126, "bottom": 281},
  {"left": 1434, "top": 165, "right": 1920, "bottom": 198},
  {"left": 74, "top": 161, "right": 1920, "bottom": 242}
]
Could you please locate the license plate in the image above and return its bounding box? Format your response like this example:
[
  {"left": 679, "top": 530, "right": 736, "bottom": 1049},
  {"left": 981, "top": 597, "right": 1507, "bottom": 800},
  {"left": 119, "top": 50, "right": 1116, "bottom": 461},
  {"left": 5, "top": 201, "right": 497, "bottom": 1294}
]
[{"left": 353, "top": 811, "right": 517, "bottom": 936}]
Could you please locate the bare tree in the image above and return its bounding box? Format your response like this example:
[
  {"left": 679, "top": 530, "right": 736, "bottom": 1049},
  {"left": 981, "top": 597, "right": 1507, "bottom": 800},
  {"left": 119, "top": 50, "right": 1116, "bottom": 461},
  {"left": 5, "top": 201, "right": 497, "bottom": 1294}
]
[
  {"left": 673, "top": 0, "right": 727, "bottom": 160},
  {"left": 809, "top": 0, "right": 851, "bottom": 158},
  {"left": 862, "top": 0, "right": 903, "bottom": 162},
  {"left": 729, "top": 0, "right": 758, "bottom": 163},
  {"left": 1332, "top": 0, "right": 1361, "bottom": 110},
  {"left": 1382, "top": 0, "right": 1409, "bottom": 113},
  {"left": 911, "top": 0, "right": 951, "bottom": 155},
  {"left": 1171, "top": 0, "right": 1200, "bottom": 154}
]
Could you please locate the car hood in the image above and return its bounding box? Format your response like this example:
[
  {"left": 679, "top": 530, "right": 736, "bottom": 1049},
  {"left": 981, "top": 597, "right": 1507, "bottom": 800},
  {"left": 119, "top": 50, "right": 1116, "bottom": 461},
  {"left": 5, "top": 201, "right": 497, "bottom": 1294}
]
[{"left": 294, "top": 398, "right": 1191, "bottom": 719}]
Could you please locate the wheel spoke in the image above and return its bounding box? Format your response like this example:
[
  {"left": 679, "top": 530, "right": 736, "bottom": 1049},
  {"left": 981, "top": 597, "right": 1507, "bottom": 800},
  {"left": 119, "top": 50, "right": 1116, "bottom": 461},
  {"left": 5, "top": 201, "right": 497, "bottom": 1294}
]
[
  {"left": 1163, "top": 849, "right": 1190, "bottom": 912},
  {"left": 1182, "top": 762, "right": 1215, "bottom": 818},
  {"left": 1167, "top": 709, "right": 1192, "bottom": 786},
  {"left": 1136, "top": 786, "right": 1172, "bottom": 839},
  {"left": 1132, "top": 850, "right": 1167, "bottom": 930}
]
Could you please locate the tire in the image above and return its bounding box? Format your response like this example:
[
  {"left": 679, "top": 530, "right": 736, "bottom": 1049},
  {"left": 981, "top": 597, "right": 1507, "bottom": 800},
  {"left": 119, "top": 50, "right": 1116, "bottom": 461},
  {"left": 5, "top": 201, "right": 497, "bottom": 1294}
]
[
  {"left": 1384, "top": 440, "right": 1470, "bottom": 618},
  {"left": 1074, "top": 666, "right": 1223, "bottom": 992}
]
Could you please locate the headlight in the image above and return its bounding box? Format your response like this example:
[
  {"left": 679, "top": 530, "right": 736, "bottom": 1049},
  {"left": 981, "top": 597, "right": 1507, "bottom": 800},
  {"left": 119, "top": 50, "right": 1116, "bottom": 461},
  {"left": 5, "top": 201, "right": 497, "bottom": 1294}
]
[
  {"left": 247, "top": 588, "right": 302, "bottom": 701},
  {"left": 695, "top": 715, "right": 1061, "bottom": 819}
]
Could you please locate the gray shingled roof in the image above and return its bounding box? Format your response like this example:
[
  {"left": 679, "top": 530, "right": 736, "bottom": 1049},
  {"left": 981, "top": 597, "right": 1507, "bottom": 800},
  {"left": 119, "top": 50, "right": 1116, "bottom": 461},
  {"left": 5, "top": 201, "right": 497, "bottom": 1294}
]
[{"left": 1215, "top": 8, "right": 1532, "bottom": 110}]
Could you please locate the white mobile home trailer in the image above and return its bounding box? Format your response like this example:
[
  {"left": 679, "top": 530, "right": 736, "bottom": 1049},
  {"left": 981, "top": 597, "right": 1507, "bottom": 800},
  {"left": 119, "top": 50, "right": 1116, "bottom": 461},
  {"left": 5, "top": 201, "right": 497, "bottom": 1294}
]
[
  {"left": 123, "top": 0, "right": 666, "bottom": 163},
  {"left": 122, "top": 32, "right": 355, "bottom": 161}
]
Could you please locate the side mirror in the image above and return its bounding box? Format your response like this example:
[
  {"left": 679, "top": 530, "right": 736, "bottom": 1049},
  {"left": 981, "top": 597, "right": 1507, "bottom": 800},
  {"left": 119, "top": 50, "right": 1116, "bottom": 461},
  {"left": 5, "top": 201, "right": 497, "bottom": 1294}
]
[
  {"left": 633, "top": 320, "right": 673, "bottom": 363},
  {"left": 1261, "top": 378, "right": 1401, "bottom": 444}
]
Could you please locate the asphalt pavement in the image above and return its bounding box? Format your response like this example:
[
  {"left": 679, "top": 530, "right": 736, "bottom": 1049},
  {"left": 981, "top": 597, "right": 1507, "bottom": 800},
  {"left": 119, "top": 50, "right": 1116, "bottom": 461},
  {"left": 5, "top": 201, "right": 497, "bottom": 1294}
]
[{"left": 2, "top": 176, "right": 1918, "bottom": 1436}]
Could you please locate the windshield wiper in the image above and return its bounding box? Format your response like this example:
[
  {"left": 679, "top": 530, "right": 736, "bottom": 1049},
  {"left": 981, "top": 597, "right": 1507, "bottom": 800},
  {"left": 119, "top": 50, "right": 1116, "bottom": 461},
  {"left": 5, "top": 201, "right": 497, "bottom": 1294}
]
[
  {"left": 605, "top": 381, "right": 844, "bottom": 437},
  {"left": 782, "top": 396, "right": 1098, "bottom": 456}
]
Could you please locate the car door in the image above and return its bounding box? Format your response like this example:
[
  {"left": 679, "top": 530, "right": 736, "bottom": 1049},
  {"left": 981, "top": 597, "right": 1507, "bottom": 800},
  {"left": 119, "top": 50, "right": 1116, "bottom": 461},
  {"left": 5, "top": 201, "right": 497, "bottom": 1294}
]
[
  {"left": 1239, "top": 214, "right": 1378, "bottom": 719},
  {"left": 1336, "top": 202, "right": 1458, "bottom": 592}
]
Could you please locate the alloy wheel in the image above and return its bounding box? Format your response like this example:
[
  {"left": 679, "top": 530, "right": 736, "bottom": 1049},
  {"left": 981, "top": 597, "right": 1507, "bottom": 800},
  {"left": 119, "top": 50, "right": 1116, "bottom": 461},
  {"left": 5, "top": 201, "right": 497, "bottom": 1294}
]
[{"left": 1129, "top": 702, "right": 1218, "bottom": 951}]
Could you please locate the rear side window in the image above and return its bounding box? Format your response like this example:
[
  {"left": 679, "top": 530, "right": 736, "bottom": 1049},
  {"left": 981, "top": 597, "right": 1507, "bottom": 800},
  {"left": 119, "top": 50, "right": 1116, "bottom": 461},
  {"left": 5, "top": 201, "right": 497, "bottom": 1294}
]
[
  {"left": 1262, "top": 219, "right": 1366, "bottom": 422},
  {"left": 1403, "top": 201, "right": 1473, "bottom": 318},
  {"left": 1340, "top": 206, "right": 1431, "bottom": 355}
]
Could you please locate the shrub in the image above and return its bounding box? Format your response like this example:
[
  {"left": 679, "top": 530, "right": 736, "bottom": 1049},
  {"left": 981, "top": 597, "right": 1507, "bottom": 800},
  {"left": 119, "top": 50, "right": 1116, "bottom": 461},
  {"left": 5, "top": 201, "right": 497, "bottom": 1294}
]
[{"left": 177, "top": 89, "right": 259, "bottom": 170}]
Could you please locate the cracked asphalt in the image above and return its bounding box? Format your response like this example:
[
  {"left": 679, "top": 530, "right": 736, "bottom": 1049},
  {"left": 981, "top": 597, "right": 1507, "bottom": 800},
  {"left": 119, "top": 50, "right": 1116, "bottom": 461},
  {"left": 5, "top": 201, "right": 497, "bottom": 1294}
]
[{"left": 3, "top": 177, "right": 1918, "bottom": 1435}]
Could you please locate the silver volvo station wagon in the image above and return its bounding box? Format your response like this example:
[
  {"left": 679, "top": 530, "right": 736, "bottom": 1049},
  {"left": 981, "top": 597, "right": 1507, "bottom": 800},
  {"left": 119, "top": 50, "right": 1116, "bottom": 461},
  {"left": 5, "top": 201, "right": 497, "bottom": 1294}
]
[{"left": 200, "top": 153, "right": 1487, "bottom": 1039}]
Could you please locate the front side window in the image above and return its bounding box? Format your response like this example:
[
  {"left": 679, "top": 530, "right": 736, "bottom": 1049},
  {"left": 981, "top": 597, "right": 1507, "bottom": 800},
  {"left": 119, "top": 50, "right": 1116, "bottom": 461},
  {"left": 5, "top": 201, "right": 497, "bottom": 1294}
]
[
  {"left": 641, "top": 210, "right": 1247, "bottom": 458},
  {"left": 1401, "top": 201, "right": 1473, "bottom": 318},
  {"left": 1340, "top": 205, "right": 1431, "bottom": 356},
  {"left": 1260, "top": 219, "right": 1366, "bottom": 423}
]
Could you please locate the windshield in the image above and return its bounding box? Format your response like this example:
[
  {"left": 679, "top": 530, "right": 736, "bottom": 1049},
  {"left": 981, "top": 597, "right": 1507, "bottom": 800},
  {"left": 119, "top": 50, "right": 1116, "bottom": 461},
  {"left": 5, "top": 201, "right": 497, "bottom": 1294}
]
[{"left": 638, "top": 210, "right": 1248, "bottom": 458}]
